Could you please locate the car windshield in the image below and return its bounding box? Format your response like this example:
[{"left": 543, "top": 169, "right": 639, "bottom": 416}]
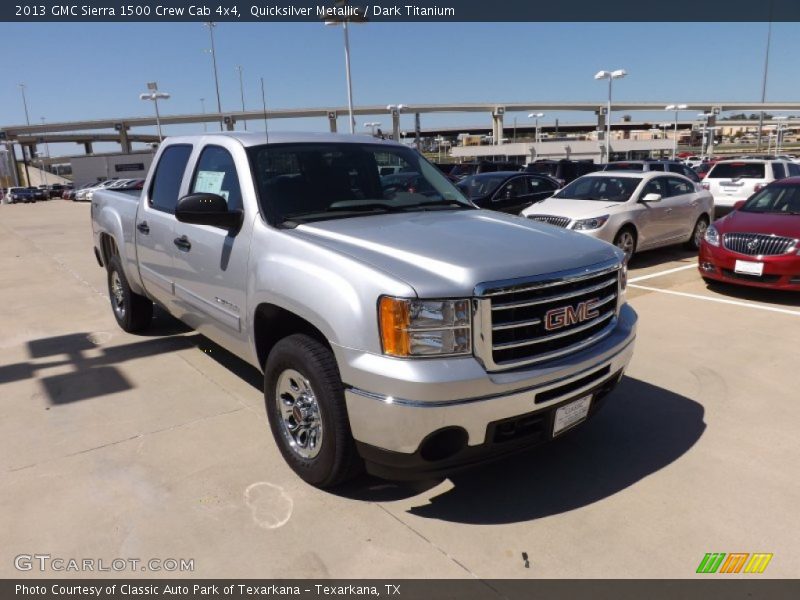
[
  {"left": 526, "top": 163, "right": 559, "bottom": 176},
  {"left": 741, "top": 185, "right": 800, "bottom": 214},
  {"left": 552, "top": 176, "right": 640, "bottom": 202},
  {"left": 708, "top": 163, "right": 765, "bottom": 179},
  {"left": 248, "top": 142, "right": 472, "bottom": 224},
  {"left": 457, "top": 174, "right": 510, "bottom": 199}
]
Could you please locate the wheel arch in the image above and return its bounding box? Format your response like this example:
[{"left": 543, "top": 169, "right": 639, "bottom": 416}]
[{"left": 253, "top": 303, "right": 331, "bottom": 371}]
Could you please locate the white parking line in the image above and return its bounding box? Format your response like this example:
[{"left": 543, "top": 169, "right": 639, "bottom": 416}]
[
  {"left": 628, "top": 263, "right": 698, "bottom": 283},
  {"left": 628, "top": 284, "right": 800, "bottom": 317}
]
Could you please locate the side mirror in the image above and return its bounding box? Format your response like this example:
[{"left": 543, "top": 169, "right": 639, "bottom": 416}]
[
  {"left": 641, "top": 193, "right": 662, "bottom": 202},
  {"left": 175, "top": 193, "right": 243, "bottom": 232},
  {"left": 733, "top": 200, "right": 746, "bottom": 211}
]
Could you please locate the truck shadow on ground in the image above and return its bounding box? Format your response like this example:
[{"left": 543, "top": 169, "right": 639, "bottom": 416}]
[{"left": 339, "top": 377, "right": 706, "bottom": 524}]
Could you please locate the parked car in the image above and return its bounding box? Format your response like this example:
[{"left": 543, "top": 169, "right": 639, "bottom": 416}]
[
  {"left": 602, "top": 160, "right": 700, "bottom": 182},
  {"left": 449, "top": 160, "right": 522, "bottom": 181},
  {"left": 700, "top": 177, "right": 800, "bottom": 291},
  {"left": 31, "top": 187, "right": 48, "bottom": 201},
  {"left": 7, "top": 186, "right": 36, "bottom": 203},
  {"left": 701, "top": 159, "right": 800, "bottom": 213},
  {"left": 456, "top": 171, "right": 560, "bottom": 214},
  {"left": 63, "top": 187, "right": 77, "bottom": 201},
  {"left": 91, "top": 132, "right": 637, "bottom": 487},
  {"left": 524, "top": 159, "right": 599, "bottom": 186},
  {"left": 48, "top": 183, "right": 66, "bottom": 198},
  {"left": 112, "top": 178, "right": 145, "bottom": 192},
  {"left": 521, "top": 171, "right": 714, "bottom": 261},
  {"left": 694, "top": 162, "right": 715, "bottom": 180},
  {"left": 683, "top": 156, "right": 707, "bottom": 169}
]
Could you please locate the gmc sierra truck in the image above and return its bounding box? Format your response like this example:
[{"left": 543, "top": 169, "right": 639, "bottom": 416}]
[{"left": 91, "top": 132, "right": 637, "bottom": 488}]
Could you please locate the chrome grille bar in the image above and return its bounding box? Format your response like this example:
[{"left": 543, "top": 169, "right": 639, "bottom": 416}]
[
  {"left": 492, "top": 311, "right": 614, "bottom": 350},
  {"left": 722, "top": 232, "right": 797, "bottom": 256},
  {"left": 491, "top": 276, "right": 618, "bottom": 310},
  {"left": 527, "top": 215, "right": 571, "bottom": 228}
]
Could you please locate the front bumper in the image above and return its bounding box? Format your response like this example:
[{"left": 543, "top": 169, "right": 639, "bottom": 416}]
[
  {"left": 699, "top": 242, "right": 800, "bottom": 291},
  {"left": 335, "top": 303, "right": 637, "bottom": 478}
]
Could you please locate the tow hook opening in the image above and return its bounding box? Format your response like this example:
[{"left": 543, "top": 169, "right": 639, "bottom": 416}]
[{"left": 419, "top": 427, "right": 468, "bottom": 462}]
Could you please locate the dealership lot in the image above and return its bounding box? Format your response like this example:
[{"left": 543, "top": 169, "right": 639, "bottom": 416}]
[{"left": 1, "top": 201, "right": 798, "bottom": 579}]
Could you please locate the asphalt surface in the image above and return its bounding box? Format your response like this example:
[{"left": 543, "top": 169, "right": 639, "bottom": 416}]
[{"left": 1, "top": 200, "right": 798, "bottom": 579}]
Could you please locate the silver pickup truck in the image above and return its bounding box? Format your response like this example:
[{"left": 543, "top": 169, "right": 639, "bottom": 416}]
[{"left": 91, "top": 132, "right": 637, "bottom": 488}]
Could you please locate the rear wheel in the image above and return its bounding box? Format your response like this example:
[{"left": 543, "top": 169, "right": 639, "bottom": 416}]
[
  {"left": 613, "top": 227, "right": 637, "bottom": 262},
  {"left": 106, "top": 255, "right": 153, "bottom": 333},
  {"left": 264, "top": 334, "right": 362, "bottom": 488},
  {"left": 686, "top": 216, "right": 710, "bottom": 251}
]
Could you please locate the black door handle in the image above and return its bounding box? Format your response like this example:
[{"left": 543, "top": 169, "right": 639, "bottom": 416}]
[
  {"left": 136, "top": 221, "right": 150, "bottom": 235},
  {"left": 173, "top": 235, "right": 192, "bottom": 251}
]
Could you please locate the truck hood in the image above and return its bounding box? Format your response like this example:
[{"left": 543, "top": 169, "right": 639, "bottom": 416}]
[
  {"left": 289, "top": 209, "right": 621, "bottom": 297},
  {"left": 522, "top": 198, "right": 626, "bottom": 222}
]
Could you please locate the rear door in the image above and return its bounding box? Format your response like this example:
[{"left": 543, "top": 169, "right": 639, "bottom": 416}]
[
  {"left": 136, "top": 144, "right": 193, "bottom": 306},
  {"left": 526, "top": 175, "right": 559, "bottom": 204},
  {"left": 170, "top": 143, "right": 251, "bottom": 349}
]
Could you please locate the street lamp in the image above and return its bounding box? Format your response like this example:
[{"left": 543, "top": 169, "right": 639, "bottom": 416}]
[
  {"left": 665, "top": 103, "right": 688, "bottom": 159},
  {"left": 594, "top": 69, "right": 627, "bottom": 162},
  {"left": 324, "top": 1, "right": 368, "bottom": 134},
  {"left": 204, "top": 22, "right": 223, "bottom": 131},
  {"left": 387, "top": 104, "right": 405, "bottom": 141},
  {"left": 200, "top": 97, "right": 207, "bottom": 132},
  {"left": 773, "top": 115, "right": 789, "bottom": 154},
  {"left": 18, "top": 83, "right": 32, "bottom": 184},
  {"left": 528, "top": 112, "right": 544, "bottom": 143},
  {"left": 363, "top": 122, "right": 381, "bottom": 137},
  {"left": 140, "top": 82, "right": 171, "bottom": 142},
  {"left": 40, "top": 117, "right": 50, "bottom": 187},
  {"left": 235, "top": 65, "right": 247, "bottom": 131}
]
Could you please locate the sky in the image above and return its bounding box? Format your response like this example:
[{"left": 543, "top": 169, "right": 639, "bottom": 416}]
[{"left": 2, "top": 21, "right": 799, "bottom": 155}]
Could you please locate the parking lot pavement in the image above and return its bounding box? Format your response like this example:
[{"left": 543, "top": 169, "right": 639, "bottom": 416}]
[{"left": 1, "top": 201, "right": 798, "bottom": 579}]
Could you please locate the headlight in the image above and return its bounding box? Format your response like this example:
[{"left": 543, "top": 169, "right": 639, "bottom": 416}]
[
  {"left": 705, "top": 224, "right": 721, "bottom": 247},
  {"left": 379, "top": 297, "right": 471, "bottom": 357},
  {"left": 572, "top": 215, "right": 609, "bottom": 231}
]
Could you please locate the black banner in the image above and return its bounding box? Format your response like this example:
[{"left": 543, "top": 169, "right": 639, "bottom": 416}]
[
  {"left": 3, "top": 0, "right": 800, "bottom": 22},
  {"left": 4, "top": 580, "right": 800, "bottom": 600}
]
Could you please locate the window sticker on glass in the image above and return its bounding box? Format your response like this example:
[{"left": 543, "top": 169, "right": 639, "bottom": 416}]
[{"left": 194, "top": 170, "right": 225, "bottom": 195}]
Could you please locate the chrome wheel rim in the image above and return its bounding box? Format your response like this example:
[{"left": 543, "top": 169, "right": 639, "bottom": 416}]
[
  {"left": 694, "top": 220, "right": 708, "bottom": 247},
  {"left": 110, "top": 271, "right": 126, "bottom": 319},
  {"left": 616, "top": 232, "right": 635, "bottom": 261},
  {"left": 275, "top": 369, "right": 323, "bottom": 459}
]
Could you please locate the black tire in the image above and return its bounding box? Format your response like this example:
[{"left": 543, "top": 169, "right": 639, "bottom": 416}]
[
  {"left": 685, "top": 215, "right": 710, "bottom": 251},
  {"left": 106, "top": 255, "right": 153, "bottom": 333},
  {"left": 613, "top": 226, "right": 637, "bottom": 262},
  {"left": 264, "top": 334, "right": 362, "bottom": 488}
]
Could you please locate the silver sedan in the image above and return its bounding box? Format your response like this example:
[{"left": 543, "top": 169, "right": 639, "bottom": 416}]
[{"left": 520, "top": 171, "right": 714, "bottom": 261}]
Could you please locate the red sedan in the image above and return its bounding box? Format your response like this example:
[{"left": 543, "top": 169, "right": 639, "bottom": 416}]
[{"left": 699, "top": 177, "right": 800, "bottom": 291}]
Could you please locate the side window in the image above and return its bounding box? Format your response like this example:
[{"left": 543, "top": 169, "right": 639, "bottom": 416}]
[
  {"left": 667, "top": 177, "right": 693, "bottom": 196},
  {"left": 149, "top": 145, "right": 192, "bottom": 214},
  {"left": 787, "top": 163, "right": 800, "bottom": 177},
  {"left": 496, "top": 177, "right": 527, "bottom": 201},
  {"left": 641, "top": 177, "right": 668, "bottom": 198},
  {"left": 772, "top": 162, "right": 786, "bottom": 180},
  {"left": 191, "top": 146, "right": 243, "bottom": 211},
  {"left": 528, "top": 176, "right": 556, "bottom": 193},
  {"left": 648, "top": 163, "right": 665, "bottom": 172}
]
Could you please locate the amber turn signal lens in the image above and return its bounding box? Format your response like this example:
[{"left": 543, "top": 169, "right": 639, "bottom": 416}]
[{"left": 379, "top": 297, "right": 410, "bottom": 357}]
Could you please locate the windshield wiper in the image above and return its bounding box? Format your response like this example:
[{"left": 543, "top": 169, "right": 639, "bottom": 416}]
[
  {"left": 327, "top": 203, "right": 406, "bottom": 213},
  {"left": 399, "top": 199, "right": 473, "bottom": 210}
]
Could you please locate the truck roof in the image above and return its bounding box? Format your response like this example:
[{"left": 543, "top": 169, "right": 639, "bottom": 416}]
[{"left": 162, "top": 131, "right": 404, "bottom": 148}]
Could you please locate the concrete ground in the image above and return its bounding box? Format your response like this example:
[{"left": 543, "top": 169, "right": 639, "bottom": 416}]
[{"left": 1, "top": 200, "right": 798, "bottom": 579}]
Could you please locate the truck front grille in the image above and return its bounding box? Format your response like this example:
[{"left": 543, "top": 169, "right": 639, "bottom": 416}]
[
  {"left": 527, "top": 215, "right": 571, "bottom": 228},
  {"left": 474, "top": 261, "right": 621, "bottom": 371},
  {"left": 723, "top": 232, "right": 797, "bottom": 256}
]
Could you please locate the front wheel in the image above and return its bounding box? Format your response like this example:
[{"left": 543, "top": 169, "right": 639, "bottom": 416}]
[
  {"left": 264, "top": 334, "right": 362, "bottom": 488},
  {"left": 685, "top": 216, "right": 710, "bottom": 251},
  {"left": 613, "top": 227, "right": 637, "bottom": 262},
  {"left": 106, "top": 255, "right": 153, "bottom": 333}
]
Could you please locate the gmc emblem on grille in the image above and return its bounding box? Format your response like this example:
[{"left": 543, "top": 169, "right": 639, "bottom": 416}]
[{"left": 544, "top": 298, "right": 600, "bottom": 331}]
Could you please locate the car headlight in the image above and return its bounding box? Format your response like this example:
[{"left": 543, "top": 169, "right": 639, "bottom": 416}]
[
  {"left": 379, "top": 297, "right": 471, "bottom": 357},
  {"left": 705, "top": 224, "right": 721, "bottom": 247},
  {"left": 572, "top": 215, "right": 609, "bottom": 231}
]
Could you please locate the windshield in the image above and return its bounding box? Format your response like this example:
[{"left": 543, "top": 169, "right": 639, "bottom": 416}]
[
  {"left": 457, "top": 174, "right": 510, "bottom": 199},
  {"left": 708, "top": 162, "right": 765, "bottom": 179},
  {"left": 248, "top": 143, "right": 471, "bottom": 224},
  {"left": 605, "top": 163, "right": 645, "bottom": 172},
  {"left": 553, "top": 175, "right": 640, "bottom": 202},
  {"left": 526, "top": 163, "right": 559, "bottom": 176},
  {"left": 742, "top": 185, "right": 800, "bottom": 214}
]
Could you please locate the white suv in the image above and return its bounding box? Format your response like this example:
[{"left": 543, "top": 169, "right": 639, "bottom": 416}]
[{"left": 702, "top": 159, "right": 800, "bottom": 211}]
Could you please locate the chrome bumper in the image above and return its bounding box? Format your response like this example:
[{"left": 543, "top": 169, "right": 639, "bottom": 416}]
[{"left": 336, "top": 303, "right": 637, "bottom": 454}]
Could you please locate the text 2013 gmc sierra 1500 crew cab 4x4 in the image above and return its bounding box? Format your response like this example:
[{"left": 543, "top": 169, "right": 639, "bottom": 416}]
[{"left": 91, "top": 132, "right": 637, "bottom": 488}]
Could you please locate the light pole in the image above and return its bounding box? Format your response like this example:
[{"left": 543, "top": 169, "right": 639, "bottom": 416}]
[
  {"left": 200, "top": 97, "right": 207, "bottom": 132},
  {"left": 18, "top": 83, "right": 32, "bottom": 184},
  {"left": 773, "top": 115, "right": 788, "bottom": 154},
  {"left": 324, "top": 1, "right": 367, "bottom": 134},
  {"left": 140, "top": 82, "right": 170, "bottom": 142},
  {"left": 40, "top": 117, "right": 50, "bottom": 187},
  {"left": 363, "top": 122, "right": 381, "bottom": 137},
  {"left": 235, "top": 65, "right": 247, "bottom": 130},
  {"left": 386, "top": 104, "right": 405, "bottom": 141},
  {"left": 204, "top": 22, "right": 223, "bottom": 131},
  {"left": 665, "top": 104, "right": 688, "bottom": 159},
  {"left": 757, "top": 16, "right": 773, "bottom": 151},
  {"left": 528, "top": 112, "right": 544, "bottom": 143},
  {"left": 594, "top": 69, "right": 627, "bottom": 162}
]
